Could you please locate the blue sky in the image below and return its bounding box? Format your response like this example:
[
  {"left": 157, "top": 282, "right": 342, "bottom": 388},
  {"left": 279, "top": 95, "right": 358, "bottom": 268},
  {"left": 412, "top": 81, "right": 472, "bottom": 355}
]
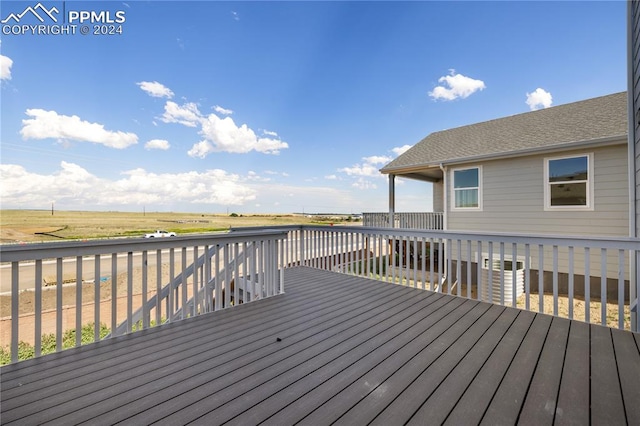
[{"left": 0, "top": 0, "right": 627, "bottom": 214}]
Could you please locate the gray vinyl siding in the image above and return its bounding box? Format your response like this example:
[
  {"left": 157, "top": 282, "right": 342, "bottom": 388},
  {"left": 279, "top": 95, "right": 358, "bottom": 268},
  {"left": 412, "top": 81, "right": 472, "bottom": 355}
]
[
  {"left": 432, "top": 181, "right": 444, "bottom": 212},
  {"left": 633, "top": 0, "right": 640, "bottom": 238},
  {"left": 447, "top": 143, "right": 629, "bottom": 237}
]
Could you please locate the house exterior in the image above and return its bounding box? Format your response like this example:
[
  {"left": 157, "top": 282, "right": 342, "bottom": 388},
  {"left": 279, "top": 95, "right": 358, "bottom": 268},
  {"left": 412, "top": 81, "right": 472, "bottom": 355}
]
[
  {"left": 381, "top": 92, "right": 628, "bottom": 238},
  {"left": 628, "top": 0, "right": 639, "bottom": 330}
]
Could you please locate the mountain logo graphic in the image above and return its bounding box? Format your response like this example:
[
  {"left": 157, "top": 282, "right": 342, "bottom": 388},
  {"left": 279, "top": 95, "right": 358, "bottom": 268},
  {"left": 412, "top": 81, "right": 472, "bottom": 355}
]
[{"left": 1, "top": 3, "right": 59, "bottom": 24}]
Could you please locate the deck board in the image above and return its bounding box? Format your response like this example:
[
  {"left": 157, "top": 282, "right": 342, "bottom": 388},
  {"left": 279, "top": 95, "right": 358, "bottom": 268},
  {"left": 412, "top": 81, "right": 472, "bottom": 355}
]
[
  {"left": 1, "top": 266, "right": 639, "bottom": 425},
  {"left": 555, "top": 321, "right": 590, "bottom": 425}
]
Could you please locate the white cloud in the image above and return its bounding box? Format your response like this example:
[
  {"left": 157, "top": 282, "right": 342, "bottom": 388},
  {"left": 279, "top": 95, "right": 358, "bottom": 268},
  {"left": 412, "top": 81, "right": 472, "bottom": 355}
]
[
  {"left": 263, "top": 129, "right": 278, "bottom": 137},
  {"left": 325, "top": 174, "right": 339, "bottom": 180},
  {"left": 231, "top": 11, "right": 240, "bottom": 21},
  {"left": 187, "top": 140, "right": 214, "bottom": 158},
  {"left": 392, "top": 145, "right": 412, "bottom": 156},
  {"left": 1, "top": 54, "right": 13, "bottom": 80},
  {"left": 20, "top": 109, "right": 138, "bottom": 149},
  {"left": 339, "top": 155, "right": 390, "bottom": 178},
  {"left": 429, "top": 70, "right": 486, "bottom": 101},
  {"left": 144, "top": 139, "right": 170, "bottom": 150},
  {"left": 137, "top": 81, "right": 174, "bottom": 98},
  {"left": 352, "top": 178, "right": 377, "bottom": 190},
  {"left": 214, "top": 105, "right": 233, "bottom": 115},
  {"left": 246, "top": 171, "right": 271, "bottom": 182},
  {"left": 362, "top": 155, "right": 392, "bottom": 165},
  {"left": 161, "top": 101, "right": 202, "bottom": 127},
  {"left": 160, "top": 100, "right": 288, "bottom": 156},
  {"left": 0, "top": 162, "right": 257, "bottom": 207},
  {"left": 193, "top": 113, "right": 288, "bottom": 156},
  {"left": 265, "top": 170, "right": 289, "bottom": 177},
  {"left": 526, "top": 88, "right": 553, "bottom": 110}
]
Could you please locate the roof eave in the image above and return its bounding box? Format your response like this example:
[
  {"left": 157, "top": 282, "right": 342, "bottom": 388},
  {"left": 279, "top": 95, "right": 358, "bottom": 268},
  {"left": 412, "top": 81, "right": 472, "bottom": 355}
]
[{"left": 380, "top": 134, "right": 627, "bottom": 175}]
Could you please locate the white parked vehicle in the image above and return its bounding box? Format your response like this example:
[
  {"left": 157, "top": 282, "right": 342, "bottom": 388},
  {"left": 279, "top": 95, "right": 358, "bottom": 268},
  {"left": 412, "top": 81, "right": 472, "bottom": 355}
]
[{"left": 144, "top": 230, "right": 177, "bottom": 238}]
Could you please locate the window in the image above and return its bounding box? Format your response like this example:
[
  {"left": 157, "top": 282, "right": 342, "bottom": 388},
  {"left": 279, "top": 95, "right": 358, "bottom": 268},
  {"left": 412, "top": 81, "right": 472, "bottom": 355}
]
[
  {"left": 452, "top": 167, "right": 481, "bottom": 209},
  {"left": 545, "top": 154, "right": 592, "bottom": 209}
]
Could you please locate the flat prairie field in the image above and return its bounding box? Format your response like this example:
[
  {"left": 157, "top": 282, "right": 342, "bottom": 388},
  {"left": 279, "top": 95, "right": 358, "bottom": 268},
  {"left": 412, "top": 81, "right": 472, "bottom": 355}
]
[{"left": 0, "top": 210, "right": 334, "bottom": 243}]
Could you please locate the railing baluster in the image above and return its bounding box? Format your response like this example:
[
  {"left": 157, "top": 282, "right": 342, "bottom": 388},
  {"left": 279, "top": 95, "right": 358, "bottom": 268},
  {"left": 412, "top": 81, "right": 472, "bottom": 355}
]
[
  {"left": 76, "top": 256, "right": 83, "bottom": 347},
  {"left": 466, "top": 241, "right": 472, "bottom": 299},
  {"left": 476, "top": 241, "right": 482, "bottom": 301},
  {"left": 488, "top": 243, "right": 493, "bottom": 302},
  {"left": 156, "top": 249, "right": 162, "bottom": 324},
  {"left": 511, "top": 243, "right": 517, "bottom": 307},
  {"left": 584, "top": 247, "right": 591, "bottom": 324},
  {"left": 142, "top": 250, "right": 148, "bottom": 329},
  {"left": 618, "top": 249, "right": 625, "bottom": 330},
  {"left": 601, "top": 248, "right": 607, "bottom": 326},
  {"left": 125, "top": 252, "right": 132, "bottom": 332},
  {"left": 538, "top": 245, "right": 544, "bottom": 314},
  {"left": 94, "top": 254, "right": 101, "bottom": 341},
  {"left": 56, "top": 257, "right": 63, "bottom": 350},
  {"left": 553, "top": 246, "right": 558, "bottom": 317},
  {"left": 192, "top": 246, "right": 199, "bottom": 316},
  {"left": 568, "top": 247, "right": 574, "bottom": 320},
  {"left": 456, "top": 239, "right": 462, "bottom": 297},
  {"left": 35, "top": 259, "right": 42, "bottom": 357},
  {"left": 110, "top": 253, "right": 117, "bottom": 337},
  {"left": 11, "top": 261, "right": 19, "bottom": 363}
]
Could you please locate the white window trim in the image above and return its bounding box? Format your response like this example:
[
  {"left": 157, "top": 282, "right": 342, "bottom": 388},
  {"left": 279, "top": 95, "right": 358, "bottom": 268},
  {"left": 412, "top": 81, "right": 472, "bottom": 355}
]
[
  {"left": 544, "top": 153, "right": 594, "bottom": 211},
  {"left": 450, "top": 165, "right": 482, "bottom": 211}
]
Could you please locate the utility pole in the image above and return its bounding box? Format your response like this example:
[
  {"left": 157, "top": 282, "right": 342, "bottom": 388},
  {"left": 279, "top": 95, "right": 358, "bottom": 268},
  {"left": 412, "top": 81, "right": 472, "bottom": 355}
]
[{"left": 51, "top": 202, "right": 54, "bottom": 216}]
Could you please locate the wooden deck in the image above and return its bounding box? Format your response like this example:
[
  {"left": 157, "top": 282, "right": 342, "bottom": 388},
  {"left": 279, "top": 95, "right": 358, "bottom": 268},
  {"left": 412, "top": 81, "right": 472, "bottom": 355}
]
[{"left": 1, "top": 266, "right": 639, "bottom": 425}]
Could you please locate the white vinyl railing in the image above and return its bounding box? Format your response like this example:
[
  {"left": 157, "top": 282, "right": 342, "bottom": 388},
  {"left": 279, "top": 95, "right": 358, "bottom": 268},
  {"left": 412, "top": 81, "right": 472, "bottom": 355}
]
[
  {"left": 253, "top": 225, "right": 639, "bottom": 332},
  {"left": 363, "top": 212, "right": 444, "bottom": 230},
  {"left": 3, "top": 224, "right": 638, "bottom": 365},
  {"left": 0, "top": 230, "right": 286, "bottom": 364}
]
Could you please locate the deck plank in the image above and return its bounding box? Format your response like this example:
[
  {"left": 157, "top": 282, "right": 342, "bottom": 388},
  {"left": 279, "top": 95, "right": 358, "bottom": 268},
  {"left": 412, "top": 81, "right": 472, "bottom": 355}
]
[
  {"left": 231, "top": 296, "right": 469, "bottom": 426},
  {"left": 331, "top": 302, "right": 494, "bottom": 425},
  {"left": 1, "top": 267, "right": 639, "bottom": 426},
  {"left": 405, "top": 307, "right": 519, "bottom": 425},
  {"left": 590, "top": 324, "right": 626, "bottom": 425},
  {"left": 443, "top": 309, "right": 537, "bottom": 425},
  {"left": 554, "top": 321, "right": 590, "bottom": 425},
  {"left": 611, "top": 327, "right": 640, "bottom": 424},
  {"left": 284, "top": 298, "right": 476, "bottom": 426},
  {"left": 480, "top": 313, "right": 553, "bottom": 424},
  {"left": 518, "top": 317, "right": 571, "bottom": 425}
]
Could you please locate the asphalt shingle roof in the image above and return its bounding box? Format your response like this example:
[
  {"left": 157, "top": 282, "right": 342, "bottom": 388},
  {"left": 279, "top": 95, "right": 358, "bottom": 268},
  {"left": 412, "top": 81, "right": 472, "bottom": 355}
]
[{"left": 381, "top": 92, "right": 627, "bottom": 173}]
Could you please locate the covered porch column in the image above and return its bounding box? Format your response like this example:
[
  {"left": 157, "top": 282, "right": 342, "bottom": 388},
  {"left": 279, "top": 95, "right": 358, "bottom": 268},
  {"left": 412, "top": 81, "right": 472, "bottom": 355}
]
[{"left": 388, "top": 174, "right": 395, "bottom": 228}]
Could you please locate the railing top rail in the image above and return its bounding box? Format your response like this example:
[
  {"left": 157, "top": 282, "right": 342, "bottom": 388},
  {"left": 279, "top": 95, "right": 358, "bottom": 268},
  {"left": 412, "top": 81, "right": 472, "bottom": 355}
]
[
  {"left": 234, "top": 225, "right": 640, "bottom": 250},
  {"left": 0, "top": 229, "right": 288, "bottom": 262}
]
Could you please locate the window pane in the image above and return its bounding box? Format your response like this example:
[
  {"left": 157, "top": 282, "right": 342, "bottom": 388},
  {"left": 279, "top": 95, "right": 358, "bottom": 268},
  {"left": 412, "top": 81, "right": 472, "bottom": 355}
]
[
  {"left": 550, "top": 182, "right": 587, "bottom": 206},
  {"left": 453, "top": 168, "right": 478, "bottom": 188},
  {"left": 549, "top": 156, "right": 587, "bottom": 182},
  {"left": 455, "top": 189, "right": 478, "bottom": 208}
]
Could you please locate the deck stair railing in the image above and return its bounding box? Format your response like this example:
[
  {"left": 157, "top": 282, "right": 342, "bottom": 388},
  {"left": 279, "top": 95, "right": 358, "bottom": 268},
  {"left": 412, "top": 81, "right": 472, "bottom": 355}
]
[
  {"left": 109, "top": 238, "right": 276, "bottom": 337},
  {"left": 0, "top": 230, "right": 286, "bottom": 363}
]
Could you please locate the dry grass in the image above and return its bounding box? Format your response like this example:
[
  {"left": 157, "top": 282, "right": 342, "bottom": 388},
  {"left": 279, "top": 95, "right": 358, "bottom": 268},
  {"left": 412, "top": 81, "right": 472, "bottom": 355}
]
[{"left": 0, "top": 209, "right": 346, "bottom": 243}]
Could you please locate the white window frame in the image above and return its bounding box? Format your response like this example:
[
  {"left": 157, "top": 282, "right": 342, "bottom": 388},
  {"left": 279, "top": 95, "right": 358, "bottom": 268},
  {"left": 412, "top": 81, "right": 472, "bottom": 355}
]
[
  {"left": 451, "top": 166, "right": 482, "bottom": 211},
  {"left": 544, "top": 153, "right": 594, "bottom": 211}
]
